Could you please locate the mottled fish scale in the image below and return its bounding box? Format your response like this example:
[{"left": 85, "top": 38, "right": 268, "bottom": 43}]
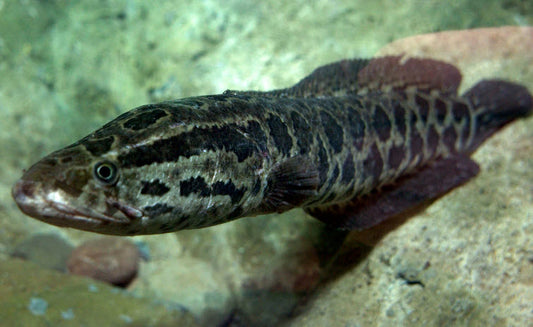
[{"left": 11, "top": 56, "right": 532, "bottom": 235}]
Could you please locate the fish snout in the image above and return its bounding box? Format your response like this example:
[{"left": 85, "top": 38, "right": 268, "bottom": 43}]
[{"left": 12, "top": 179, "right": 44, "bottom": 219}]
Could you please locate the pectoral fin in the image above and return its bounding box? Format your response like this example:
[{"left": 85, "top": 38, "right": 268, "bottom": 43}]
[
  {"left": 305, "top": 155, "right": 480, "bottom": 230},
  {"left": 261, "top": 156, "right": 320, "bottom": 212}
]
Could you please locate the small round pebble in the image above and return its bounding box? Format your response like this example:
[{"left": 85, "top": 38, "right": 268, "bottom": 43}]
[
  {"left": 67, "top": 237, "right": 140, "bottom": 287},
  {"left": 11, "top": 233, "right": 74, "bottom": 272}
]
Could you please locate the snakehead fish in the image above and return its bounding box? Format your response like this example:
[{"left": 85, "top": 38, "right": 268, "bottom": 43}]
[{"left": 12, "top": 56, "right": 532, "bottom": 235}]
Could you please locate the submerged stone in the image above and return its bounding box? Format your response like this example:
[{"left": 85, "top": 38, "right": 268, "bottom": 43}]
[
  {"left": 11, "top": 233, "right": 74, "bottom": 272},
  {"left": 67, "top": 237, "right": 140, "bottom": 287},
  {"left": 0, "top": 258, "right": 200, "bottom": 327}
]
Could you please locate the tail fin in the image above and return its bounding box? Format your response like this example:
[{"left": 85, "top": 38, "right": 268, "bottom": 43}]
[{"left": 463, "top": 80, "right": 532, "bottom": 150}]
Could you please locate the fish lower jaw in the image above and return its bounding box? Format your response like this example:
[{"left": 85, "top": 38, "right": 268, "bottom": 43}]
[{"left": 12, "top": 179, "right": 131, "bottom": 229}]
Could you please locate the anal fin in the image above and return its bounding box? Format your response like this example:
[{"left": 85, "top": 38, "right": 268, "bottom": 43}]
[{"left": 305, "top": 155, "right": 480, "bottom": 230}]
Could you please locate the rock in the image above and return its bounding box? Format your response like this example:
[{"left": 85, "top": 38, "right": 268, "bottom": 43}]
[
  {"left": 134, "top": 255, "right": 235, "bottom": 327},
  {"left": 0, "top": 258, "right": 200, "bottom": 327},
  {"left": 236, "top": 237, "right": 322, "bottom": 326},
  {"left": 67, "top": 237, "right": 140, "bottom": 287},
  {"left": 376, "top": 26, "right": 533, "bottom": 92},
  {"left": 131, "top": 212, "right": 344, "bottom": 327},
  {"left": 11, "top": 233, "right": 74, "bottom": 272}
]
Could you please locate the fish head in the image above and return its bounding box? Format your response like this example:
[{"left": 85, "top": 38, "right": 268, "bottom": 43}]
[
  {"left": 11, "top": 141, "right": 145, "bottom": 235},
  {"left": 13, "top": 103, "right": 268, "bottom": 235}
]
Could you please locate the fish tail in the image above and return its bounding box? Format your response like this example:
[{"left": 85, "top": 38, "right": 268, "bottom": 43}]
[{"left": 464, "top": 80, "right": 532, "bottom": 151}]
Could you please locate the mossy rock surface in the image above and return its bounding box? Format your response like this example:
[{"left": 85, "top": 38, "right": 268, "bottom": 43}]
[{"left": 0, "top": 258, "right": 200, "bottom": 327}]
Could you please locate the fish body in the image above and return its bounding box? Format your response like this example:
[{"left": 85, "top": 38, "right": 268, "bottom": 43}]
[{"left": 12, "top": 57, "right": 532, "bottom": 235}]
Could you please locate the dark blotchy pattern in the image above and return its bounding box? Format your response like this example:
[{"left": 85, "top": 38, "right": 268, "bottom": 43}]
[
  {"left": 415, "top": 95, "right": 429, "bottom": 123},
  {"left": 393, "top": 102, "right": 406, "bottom": 138},
  {"left": 452, "top": 101, "right": 469, "bottom": 123},
  {"left": 427, "top": 126, "right": 439, "bottom": 158},
  {"left": 240, "top": 120, "right": 268, "bottom": 153},
  {"left": 180, "top": 176, "right": 210, "bottom": 197},
  {"left": 316, "top": 138, "right": 329, "bottom": 186},
  {"left": 83, "top": 136, "right": 114, "bottom": 156},
  {"left": 453, "top": 101, "right": 471, "bottom": 142},
  {"left": 320, "top": 111, "right": 344, "bottom": 153},
  {"left": 461, "top": 114, "right": 471, "bottom": 143},
  {"left": 212, "top": 180, "right": 245, "bottom": 204},
  {"left": 347, "top": 109, "right": 365, "bottom": 150},
  {"left": 123, "top": 109, "right": 168, "bottom": 130},
  {"left": 143, "top": 203, "right": 174, "bottom": 216},
  {"left": 290, "top": 110, "right": 313, "bottom": 154},
  {"left": 180, "top": 176, "right": 245, "bottom": 204},
  {"left": 434, "top": 98, "right": 448, "bottom": 124},
  {"left": 363, "top": 143, "right": 383, "bottom": 184},
  {"left": 409, "top": 130, "right": 424, "bottom": 164},
  {"left": 267, "top": 114, "right": 292, "bottom": 156},
  {"left": 443, "top": 126, "right": 458, "bottom": 152},
  {"left": 140, "top": 179, "right": 170, "bottom": 196},
  {"left": 388, "top": 144, "right": 405, "bottom": 170},
  {"left": 227, "top": 206, "right": 243, "bottom": 220},
  {"left": 409, "top": 110, "right": 418, "bottom": 126},
  {"left": 251, "top": 177, "right": 262, "bottom": 195},
  {"left": 341, "top": 154, "right": 355, "bottom": 184},
  {"left": 118, "top": 123, "right": 258, "bottom": 167},
  {"left": 372, "top": 105, "right": 392, "bottom": 142}
]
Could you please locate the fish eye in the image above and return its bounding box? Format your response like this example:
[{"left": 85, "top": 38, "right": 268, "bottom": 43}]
[{"left": 93, "top": 161, "right": 119, "bottom": 185}]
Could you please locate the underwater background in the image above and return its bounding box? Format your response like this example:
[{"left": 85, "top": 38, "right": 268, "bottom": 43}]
[{"left": 0, "top": 1, "right": 532, "bottom": 326}]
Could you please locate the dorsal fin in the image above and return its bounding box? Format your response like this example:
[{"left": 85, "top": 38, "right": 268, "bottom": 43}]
[
  {"left": 224, "top": 59, "right": 371, "bottom": 98},
  {"left": 357, "top": 56, "right": 462, "bottom": 95},
  {"left": 225, "top": 55, "right": 463, "bottom": 99},
  {"left": 276, "top": 59, "right": 372, "bottom": 97}
]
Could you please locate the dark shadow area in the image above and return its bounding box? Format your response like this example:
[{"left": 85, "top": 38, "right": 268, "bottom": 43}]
[{"left": 287, "top": 201, "right": 436, "bottom": 324}]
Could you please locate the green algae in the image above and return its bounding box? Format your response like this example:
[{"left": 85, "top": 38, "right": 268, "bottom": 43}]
[{"left": 0, "top": 258, "right": 199, "bottom": 327}]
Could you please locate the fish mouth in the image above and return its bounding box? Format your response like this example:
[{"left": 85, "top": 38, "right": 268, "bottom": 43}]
[{"left": 11, "top": 179, "right": 140, "bottom": 229}]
